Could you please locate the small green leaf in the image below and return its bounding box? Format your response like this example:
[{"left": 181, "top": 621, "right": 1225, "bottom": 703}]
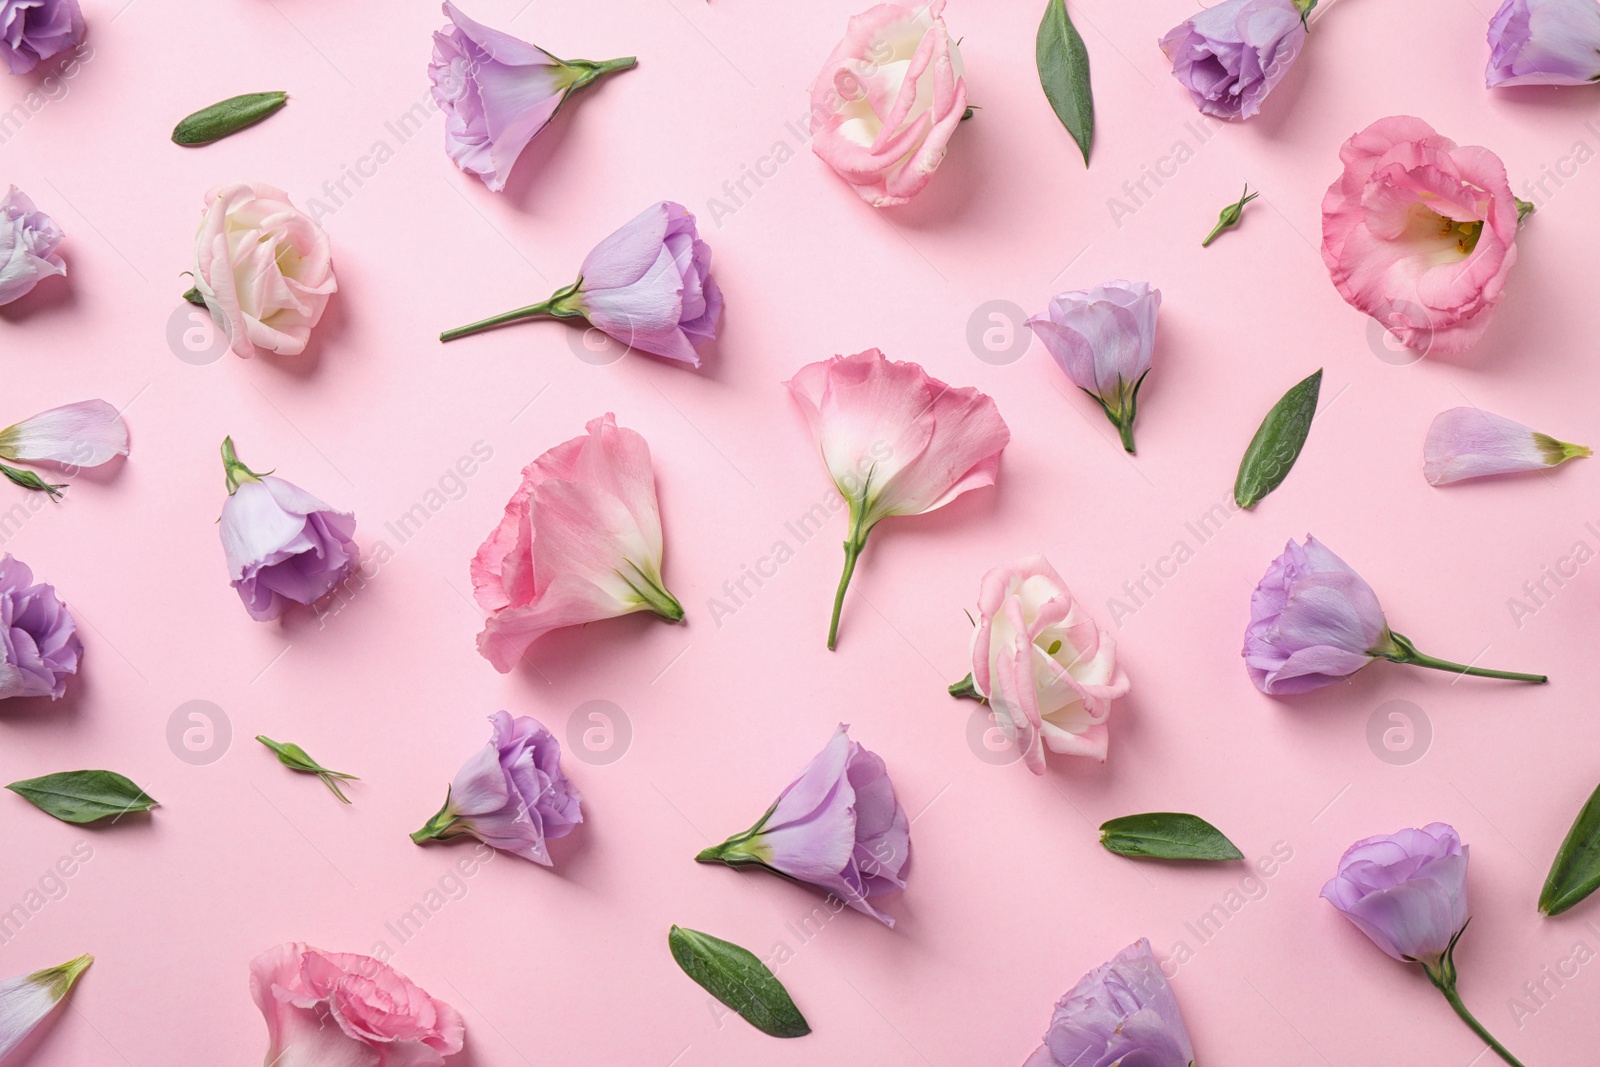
[
  {"left": 172, "top": 91, "right": 288, "bottom": 146},
  {"left": 1234, "top": 368, "right": 1322, "bottom": 509},
  {"left": 7, "top": 771, "right": 158, "bottom": 824},
  {"left": 668, "top": 925, "right": 810, "bottom": 1038},
  {"left": 1036, "top": 0, "right": 1094, "bottom": 165},
  {"left": 257, "top": 735, "right": 358, "bottom": 803},
  {"left": 0, "top": 462, "right": 66, "bottom": 501},
  {"left": 1540, "top": 780, "right": 1600, "bottom": 916},
  {"left": 181, "top": 286, "right": 207, "bottom": 307},
  {"left": 1099, "top": 812, "right": 1243, "bottom": 862}
]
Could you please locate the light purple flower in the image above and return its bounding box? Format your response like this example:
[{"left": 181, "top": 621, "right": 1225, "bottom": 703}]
[
  {"left": 1024, "top": 939, "right": 1195, "bottom": 1067},
  {"left": 1321, "top": 823, "right": 1469, "bottom": 965},
  {"left": 1487, "top": 0, "right": 1600, "bottom": 87},
  {"left": 1425, "top": 407, "right": 1590, "bottom": 485},
  {"left": 217, "top": 437, "right": 359, "bottom": 622},
  {"left": 1244, "top": 535, "right": 1389, "bottom": 694},
  {"left": 1159, "top": 0, "right": 1308, "bottom": 121},
  {"left": 0, "top": 186, "right": 65, "bottom": 306},
  {"left": 1027, "top": 281, "right": 1161, "bottom": 452},
  {"left": 0, "top": 0, "right": 83, "bottom": 76},
  {"left": 697, "top": 724, "right": 909, "bottom": 926},
  {"left": 0, "top": 554, "right": 80, "bottom": 700},
  {"left": 412, "top": 711, "right": 583, "bottom": 866},
  {"left": 430, "top": 1, "right": 635, "bottom": 192}
]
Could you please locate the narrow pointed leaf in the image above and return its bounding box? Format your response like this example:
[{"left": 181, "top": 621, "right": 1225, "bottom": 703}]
[
  {"left": 6, "top": 771, "right": 157, "bottom": 824},
  {"left": 1540, "top": 780, "right": 1600, "bottom": 916},
  {"left": 1036, "top": 0, "right": 1094, "bottom": 165},
  {"left": 1234, "top": 368, "right": 1322, "bottom": 509},
  {"left": 172, "top": 92, "right": 288, "bottom": 146},
  {"left": 668, "top": 926, "right": 810, "bottom": 1038},
  {"left": 1100, "top": 812, "right": 1243, "bottom": 861},
  {"left": 257, "top": 735, "right": 358, "bottom": 803}
]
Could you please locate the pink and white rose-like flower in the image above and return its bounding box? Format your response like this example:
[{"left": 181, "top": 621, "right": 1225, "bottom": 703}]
[
  {"left": 965, "top": 556, "right": 1129, "bottom": 774},
  {"left": 193, "top": 182, "right": 337, "bottom": 359},
  {"left": 250, "top": 943, "right": 465, "bottom": 1067},
  {"left": 809, "top": 1, "right": 967, "bottom": 207},
  {"left": 1321, "top": 116, "right": 1521, "bottom": 356}
]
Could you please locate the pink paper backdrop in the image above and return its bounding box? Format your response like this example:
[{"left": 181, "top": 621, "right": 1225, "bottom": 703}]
[{"left": 2, "top": 0, "right": 1598, "bottom": 1063}]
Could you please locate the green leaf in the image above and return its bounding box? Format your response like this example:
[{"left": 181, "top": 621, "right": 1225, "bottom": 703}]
[
  {"left": 1099, "top": 812, "right": 1243, "bottom": 862},
  {"left": 1233, "top": 368, "right": 1322, "bottom": 509},
  {"left": 181, "top": 286, "right": 207, "bottom": 307},
  {"left": 7, "top": 771, "right": 158, "bottom": 824},
  {"left": 257, "top": 735, "right": 358, "bottom": 804},
  {"left": 172, "top": 91, "right": 288, "bottom": 146},
  {"left": 667, "top": 925, "right": 810, "bottom": 1038},
  {"left": 0, "top": 462, "right": 66, "bottom": 501},
  {"left": 1540, "top": 780, "right": 1600, "bottom": 916},
  {"left": 1036, "top": 0, "right": 1094, "bottom": 165}
]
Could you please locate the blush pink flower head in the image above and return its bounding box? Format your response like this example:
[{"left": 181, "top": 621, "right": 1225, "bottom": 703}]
[
  {"left": 809, "top": 0, "right": 967, "bottom": 207},
  {"left": 470, "top": 413, "right": 682, "bottom": 671},
  {"left": 429, "top": 2, "right": 636, "bottom": 192},
  {"left": 1321, "top": 116, "right": 1521, "bottom": 356},
  {"left": 1424, "top": 406, "right": 1590, "bottom": 485},
  {"left": 697, "top": 724, "right": 910, "bottom": 926},
  {"left": 965, "top": 556, "right": 1129, "bottom": 775},
  {"left": 785, "top": 348, "right": 1009, "bottom": 648},
  {"left": 193, "top": 181, "right": 337, "bottom": 359},
  {"left": 249, "top": 943, "right": 465, "bottom": 1067}
]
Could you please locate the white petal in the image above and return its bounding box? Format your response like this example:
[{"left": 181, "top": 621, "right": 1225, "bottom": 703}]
[{"left": 0, "top": 400, "right": 129, "bottom": 467}]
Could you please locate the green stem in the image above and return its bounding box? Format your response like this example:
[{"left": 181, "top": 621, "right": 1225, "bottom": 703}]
[
  {"left": 1380, "top": 631, "right": 1547, "bottom": 684},
  {"left": 1425, "top": 963, "right": 1527, "bottom": 1067},
  {"left": 410, "top": 791, "right": 462, "bottom": 845},
  {"left": 1116, "top": 417, "right": 1136, "bottom": 453},
  {"left": 568, "top": 55, "right": 638, "bottom": 91},
  {"left": 828, "top": 534, "right": 866, "bottom": 651},
  {"left": 220, "top": 436, "right": 267, "bottom": 494},
  {"left": 948, "top": 673, "right": 984, "bottom": 701},
  {"left": 440, "top": 281, "right": 585, "bottom": 342}
]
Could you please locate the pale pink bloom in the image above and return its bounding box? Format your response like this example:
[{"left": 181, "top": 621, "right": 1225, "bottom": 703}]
[
  {"left": 809, "top": 1, "right": 967, "bottom": 207},
  {"left": 1321, "top": 116, "right": 1519, "bottom": 355},
  {"left": 0, "top": 955, "right": 91, "bottom": 1061},
  {"left": 193, "top": 182, "right": 337, "bottom": 359},
  {"left": 1424, "top": 407, "right": 1590, "bottom": 485},
  {"left": 0, "top": 400, "right": 127, "bottom": 467},
  {"left": 785, "top": 348, "right": 1009, "bottom": 647},
  {"left": 968, "top": 556, "right": 1128, "bottom": 774},
  {"left": 250, "top": 943, "right": 464, "bottom": 1067},
  {"left": 471, "top": 413, "right": 681, "bottom": 671}
]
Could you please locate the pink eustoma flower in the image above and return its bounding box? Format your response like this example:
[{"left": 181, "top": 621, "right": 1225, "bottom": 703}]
[
  {"left": 430, "top": 2, "right": 636, "bottom": 192},
  {"left": 412, "top": 710, "right": 583, "bottom": 865},
  {"left": 1321, "top": 116, "right": 1522, "bottom": 356},
  {"left": 959, "top": 556, "right": 1129, "bottom": 775},
  {"left": 470, "top": 413, "right": 682, "bottom": 671},
  {"left": 250, "top": 943, "right": 465, "bottom": 1067},
  {"left": 697, "top": 724, "right": 910, "bottom": 926},
  {"left": 441, "top": 201, "right": 721, "bottom": 366},
  {"left": 0, "top": 954, "right": 91, "bottom": 1060},
  {"left": 785, "top": 348, "right": 1009, "bottom": 648},
  {"left": 808, "top": 0, "right": 967, "bottom": 207},
  {"left": 1424, "top": 406, "right": 1590, "bottom": 485}
]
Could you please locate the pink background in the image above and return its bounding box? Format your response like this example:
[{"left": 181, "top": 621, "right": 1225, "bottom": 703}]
[{"left": 3, "top": 0, "right": 1599, "bottom": 1062}]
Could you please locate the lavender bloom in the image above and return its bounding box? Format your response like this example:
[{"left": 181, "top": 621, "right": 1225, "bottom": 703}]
[
  {"left": 217, "top": 437, "right": 359, "bottom": 622},
  {"left": 1159, "top": 0, "right": 1308, "bottom": 121},
  {"left": 1027, "top": 281, "right": 1161, "bottom": 452},
  {"left": 1487, "top": 0, "right": 1600, "bottom": 87},
  {"left": 1424, "top": 407, "right": 1590, "bottom": 485},
  {"left": 429, "top": 1, "right": 635, "bottom": 192},
  {"left": 0, "top": 187, "right": 65, "bottom": 306},
  {"left": 0, "top": 0, "right": 82, "bottom": 75},
  {"left": 412, "top": 711, "right": 583, "bottom": 865},
  {"left": 1322, "top": 824, "right": 1469, "bottom": 965},
  {"left": 697, "top": 724, "right": 909, "bottom": 926},
  {"left": 0, "top": 554, "right": 81, "bottom": 700},
  {"left": 1024, "top": 939, "right": 1195, "bottom": 1067}
]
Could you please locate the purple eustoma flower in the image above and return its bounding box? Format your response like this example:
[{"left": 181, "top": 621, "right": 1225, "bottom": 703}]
[
  {"left": 1487, "top": 0, "right": 1600, "bottom": 87},
  {"left": 0, "top": 0, "right": 83, "bottom": 76},
  {"left": 0, "top": 553, "right": 81, "bottom": 700},
  {"left": 1424, "top": 407, "right": 1590, "bottom": 485},
  {"left": 1159, "top": 0, "right": 1309, "bottom": 121},
  {"left": 1027, "top": 281, "right": 1161, "bottom": 453},
  {"left": 412, "top": 711, "right": 583, "bottom": 866},
  {"left": 217, "top": 437, "right": 359, "bottom": 622},
  {"left": 0, "top": 186, "right": 65, "bottom": 306},
  {"left": 697, "top": 724, "right": 910, "bottom": 926},
  {"left": 430, "top": 1, "right": 636, "bottom": 192},
  {"left": 440, "top": 201, "right": 723, "bottom": 367},
  {"left": 1244, "top": 535, "right": 1547, "bottom": 693},
  {"left": 1025, "top": 939, "right": 1195, "bottom": 1067}
]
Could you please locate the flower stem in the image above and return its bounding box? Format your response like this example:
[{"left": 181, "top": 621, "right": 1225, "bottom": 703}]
[
  {"left": 948, "top": 673, "right": 984, "bottom": 701},
  {"left": 440, "top": 281, "right": 584, "bottom": 342},
  {"left": 617, "top": 560, "right": 685, "bottom": 623},
  {"left": 410, "top": 790, "right": 462, "bottom": 845},
  {"left": 220, "top": 436, "right": 267, "bottom": 494},
  {"left": 1116, "top": 418, "right": 1136, "bottom": 453},
  {"left": 570, "top": 56, "right": 638, "bottom": 90},
  {"left": 1425, "top": 960, "right": 1528, "bottom": 1067},
  {"left": 828, "top": 534, "right": 866, "bottom": 651},
  {"left": 1381, "top": 631, "right": 1547, "bottom": 684}
]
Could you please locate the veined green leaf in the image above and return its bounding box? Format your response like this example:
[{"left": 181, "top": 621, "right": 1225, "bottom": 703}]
[
  {"left": 1540, "top": 781, "right": 1600, "bottom": 916},
  {"left": 1036, "top": 0, "right": 1094, "bottom": 165},
  {"left": 668, "top": 926, "right": 810, "bottom": 1038},
  {"left": 7, "top": 770, "right": 158, "bottom": 824},
  {"left": 1100, "top": 812, "right": 1243, "bottom": 862},
  {"left": 172, "top": 92, "right": 287, "bottom": 146},
  {"left": 1234, "top": 368, "right": 1323, "bottom": 509}
]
